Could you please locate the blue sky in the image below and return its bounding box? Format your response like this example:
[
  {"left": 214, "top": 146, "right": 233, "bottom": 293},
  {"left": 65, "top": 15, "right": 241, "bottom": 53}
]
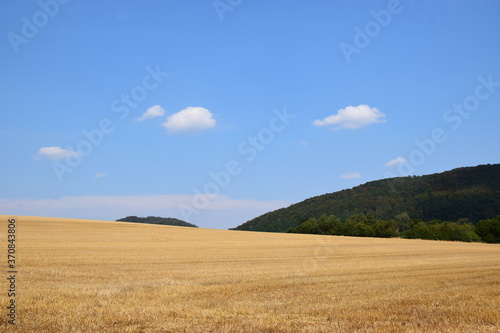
[{"left": 1, "top": 0, "right": 499, "bottom": 229}]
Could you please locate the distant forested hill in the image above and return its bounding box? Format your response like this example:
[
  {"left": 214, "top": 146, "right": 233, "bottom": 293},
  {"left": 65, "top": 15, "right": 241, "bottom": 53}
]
[
  {"left": 232, "top": 164, "right": 500, "bottom": 232},
  {"left": 116, "top": 216, "right": 198, "bottom": 228}
]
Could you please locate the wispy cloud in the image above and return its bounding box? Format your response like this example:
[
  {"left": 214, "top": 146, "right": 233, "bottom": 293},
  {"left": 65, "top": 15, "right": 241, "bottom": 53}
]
[
  {"left": 36, "top": 146, "right": 80, "bottom": 161},
  {"left": 0, "top": 194, "right": 287, "bottom": 229},
  {"left": 162, "top": 107, "right": 216, "bottom": 133},
  {"left": 136, "top": 105, "right": 165, "bottom": 121},
  {"left": 313, "top": 104, "right": 386, "bottom": 130},
  {"left": 95, "top": 172, "right": 108, "bottom": 178},
  {"left": 341, "top": 171, "right": 361, "bottom": 179},
  {"left": 384, "top": 156, "right": 406, "bottom": 167}
]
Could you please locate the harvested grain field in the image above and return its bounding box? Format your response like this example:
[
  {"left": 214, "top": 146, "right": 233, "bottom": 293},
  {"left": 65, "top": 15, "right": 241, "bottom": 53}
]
[{"left": 0, "top": 215, "right": 499, "bottom": 332}]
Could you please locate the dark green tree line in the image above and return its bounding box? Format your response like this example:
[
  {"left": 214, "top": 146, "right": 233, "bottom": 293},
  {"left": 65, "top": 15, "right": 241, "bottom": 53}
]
[{"left": 288, "top": 213, "right": 499, "bottom": 243}]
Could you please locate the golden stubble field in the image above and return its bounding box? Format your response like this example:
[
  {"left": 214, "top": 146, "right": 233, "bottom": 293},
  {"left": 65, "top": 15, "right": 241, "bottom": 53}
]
[{"left": 0, "top": 216, "right": 499, "bottom": 332}]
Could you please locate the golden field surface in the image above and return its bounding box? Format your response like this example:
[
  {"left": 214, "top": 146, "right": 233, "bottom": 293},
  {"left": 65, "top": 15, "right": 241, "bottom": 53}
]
[{"left": 0, "top": 216, "right": 499, "bottom": 332}]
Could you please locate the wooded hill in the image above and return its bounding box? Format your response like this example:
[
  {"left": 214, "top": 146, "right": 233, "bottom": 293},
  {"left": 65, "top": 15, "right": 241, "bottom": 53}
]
[
  {"left": 232, "top": 164, "right": 500, "bottom": 232},
  {"left": 116, "top": 216, "right": 198, "bottom": 228}
]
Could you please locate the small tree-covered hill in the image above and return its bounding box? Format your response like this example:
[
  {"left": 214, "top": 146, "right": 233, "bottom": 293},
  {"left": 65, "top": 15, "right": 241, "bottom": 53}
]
[
  {"left": 232, "top": 164, "right": 500, "bottom": 232},
  {"left": 116, "top": 216, "right": 198, "bottom": 228}
]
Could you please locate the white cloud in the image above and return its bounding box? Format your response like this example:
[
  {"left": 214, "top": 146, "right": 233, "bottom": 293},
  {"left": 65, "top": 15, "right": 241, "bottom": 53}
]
[
  {"left": 36, "top": 146, "right": 80, "bottom": 161},
  {"left": 340, "top": 172, "right": 361, "bottom": 179},
  {"left": 313, "top": 104, "right": 386, "bottom": 130},
  {"left": 384, "top": 156, "right": 406, "bottom": 167},
  {"left": 136, "top": 105, "right": 165, "bottom": 121},
  {"left": 299, "top": 140, "right": 309, "bottom": 146},
  {"left": 95, "top": 173, "right": 108, "bottom": 178},
  {"left": 162, "top": 107, "right": 216, "bottom": 133},
  {"left": 0, "top": 194, "right": 288, "bottom": 230}
]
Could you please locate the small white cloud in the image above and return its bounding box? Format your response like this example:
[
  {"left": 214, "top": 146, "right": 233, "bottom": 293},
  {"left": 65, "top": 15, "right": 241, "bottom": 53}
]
[
  {"left": 313, "top": 104, "right": 386, "bottom": 130},
  {"left": 162, "top": 107, "right": 216, "bottom": 133},
  {"left": 137, "top": 105, "right": 165, "bottom": 121},
  {"left": 341, "top": 172, "right": 361, "bottom": 179},
  {"left": 95, "top": 172, "right": 108, "bottom": 178},
  {"left": 384, "top": 156, "right": 406, "bottom": 167},
  {"left": 299, "top": 140, "right": 309, "bottom": 146},
  {"left": 36, "top": 146, "right": 80, "bottom": 161}
]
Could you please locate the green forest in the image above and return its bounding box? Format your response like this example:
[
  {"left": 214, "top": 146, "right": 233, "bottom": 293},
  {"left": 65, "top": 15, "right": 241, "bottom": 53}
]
[
  {"left": 233, "top": 164, "right": 500, "bottom": 243},
  {"left": 288, "top": 213, "right": 500, "bottom": 243},
  {"left": 116, "top": 216, "right": 198, "bottom": 228}
]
